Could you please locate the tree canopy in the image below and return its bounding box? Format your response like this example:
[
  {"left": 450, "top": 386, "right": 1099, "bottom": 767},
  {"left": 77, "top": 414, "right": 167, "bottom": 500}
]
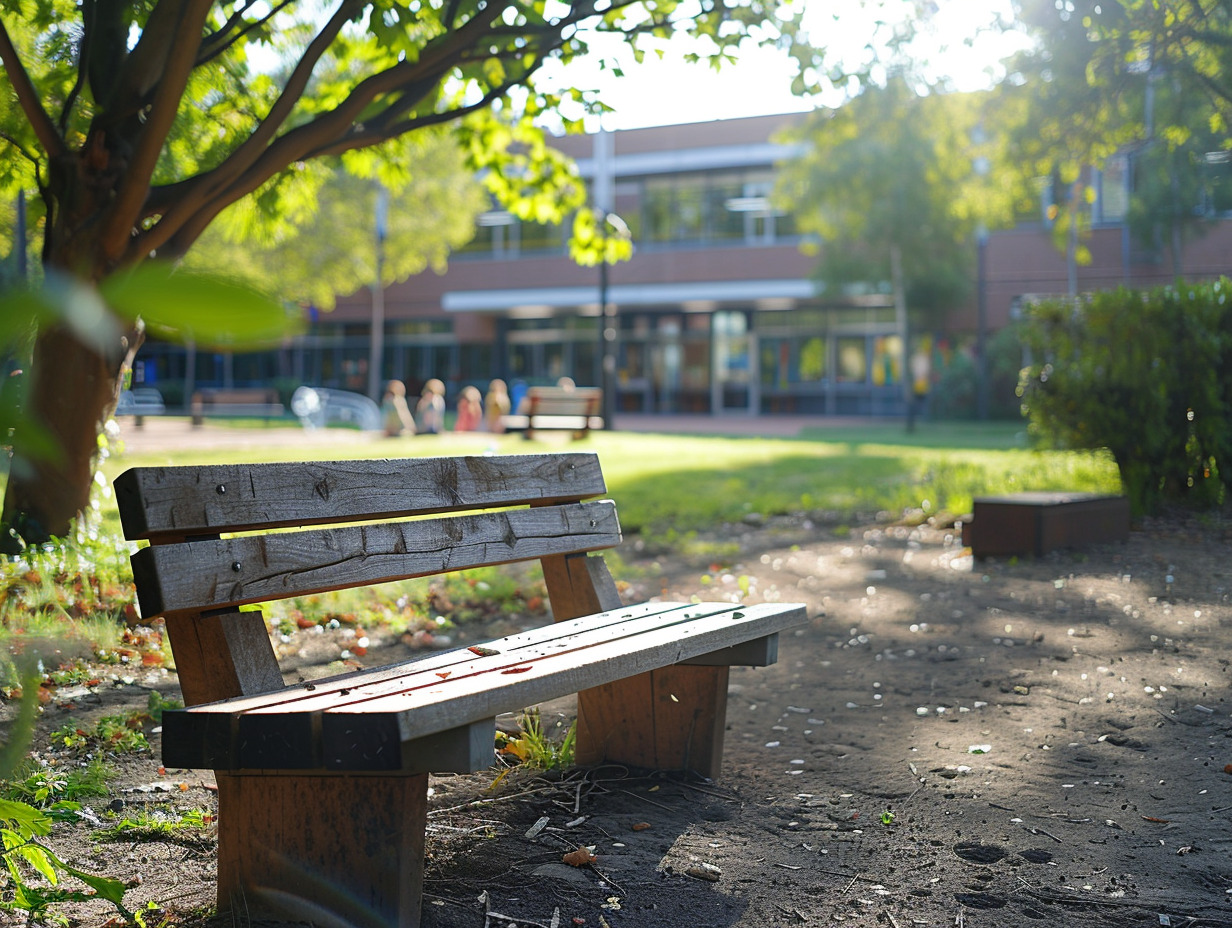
[
  {"left": 776, "top": 77, "right": 1022, "bottom": 327},
  {"left": 0, "top": 0, "right": 872, "bottom": 546}
]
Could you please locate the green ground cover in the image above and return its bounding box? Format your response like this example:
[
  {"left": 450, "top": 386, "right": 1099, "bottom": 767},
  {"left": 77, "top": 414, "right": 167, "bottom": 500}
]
[{"left": 93, "top": 421, "right": 1118, "bottom": 536}]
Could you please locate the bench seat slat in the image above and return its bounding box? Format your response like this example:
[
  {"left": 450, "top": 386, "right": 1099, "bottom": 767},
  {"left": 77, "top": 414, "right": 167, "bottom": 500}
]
[
  {"left": 163, "top": 601, "right": 807, "bottom": 772},
  {"left": 132, "top": 500, "right": 619, "bottom": 618},
  {"left": 115, "top": 453, "right": 606, "bottom": 540}
]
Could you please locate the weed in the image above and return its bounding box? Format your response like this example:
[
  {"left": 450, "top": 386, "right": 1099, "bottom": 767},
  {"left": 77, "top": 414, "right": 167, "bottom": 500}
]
[
  {"left": 94, "top": 807, "right": 213, "bottom": 843},
  {"left": 496, "top": 709, "right": 576, "bottom": 771},
  {"left": 145, "top": 690, "right": 182, "bottom": 724},
  {"left": 50, "top": 713, "right": 149, "bottom": 755},
  {"left": 1, "top": 757, "right": 112, "bottom": 807}
]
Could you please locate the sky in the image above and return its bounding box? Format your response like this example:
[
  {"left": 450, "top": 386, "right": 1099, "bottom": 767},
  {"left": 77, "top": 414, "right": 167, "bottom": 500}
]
[{"left": 537, "top": 0, "right": 1032, "bottom": 132}]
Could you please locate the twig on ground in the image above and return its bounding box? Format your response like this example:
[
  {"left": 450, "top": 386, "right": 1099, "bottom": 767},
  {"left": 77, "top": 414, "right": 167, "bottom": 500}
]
[
  {"left": 881, "top": 909, "right": 901, "bottom": 928},
  {"left": 615, "top": 788, "right": 676, "bottom": 812},
  {"left": 673, "top": 780, "right": 740, "bottom": 800},
  {"left": 818, "top": 868, "right": 882, "bottom": 884},
  {"left": 1028, "top": 826, "right": 1064, "bottom": 843}
]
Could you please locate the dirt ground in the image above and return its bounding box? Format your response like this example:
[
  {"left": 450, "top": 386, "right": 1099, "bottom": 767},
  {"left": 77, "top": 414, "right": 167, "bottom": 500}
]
[{"left": 14, "top": 500, "right": 1232, "bottom": 928}]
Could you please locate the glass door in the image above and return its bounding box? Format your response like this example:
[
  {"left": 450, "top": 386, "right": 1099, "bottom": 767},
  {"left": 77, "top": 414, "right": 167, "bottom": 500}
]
[{"left": 711, "top": 310, "right": 756, "bottom": 413}]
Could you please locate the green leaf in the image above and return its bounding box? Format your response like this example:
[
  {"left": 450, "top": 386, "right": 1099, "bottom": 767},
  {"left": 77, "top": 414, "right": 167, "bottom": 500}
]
[
  {"left": 60, "top": 863, "right": 131, "bottom": 912},
  {"left": 100, "top": 263, "right": 301, "bottom": 349},
  {"left": 0, "top": 798, "right": 52, "bottom": 838}
]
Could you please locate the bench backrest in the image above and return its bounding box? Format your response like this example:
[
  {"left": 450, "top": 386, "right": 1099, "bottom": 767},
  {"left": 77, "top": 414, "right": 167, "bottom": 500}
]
[
  {"left": 115, "top": 453, "right": 619, "bottom": 620},
  {"left": 525, "top": 386, "right": 601, "bottom": 417},
  {"left": 192, "top": 387, "right": 281, "bottom": 407}
]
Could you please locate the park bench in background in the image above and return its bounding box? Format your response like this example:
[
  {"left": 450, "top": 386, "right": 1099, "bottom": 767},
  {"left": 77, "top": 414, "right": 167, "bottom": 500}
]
[
  {"left": 114, "top": 452, "right": 806, "bottom": 928},
  {"left": 961, "top": 491, "right": 1130, "bottom": 559},
  {"left": 114, "top": 387, "right": 165, "bottom": 427},
  {"left": 502, "top": 385, "right": 603, "bottom": 438},
  {"left": 189, "top": 387, "right": 284, "bottom": 426}
]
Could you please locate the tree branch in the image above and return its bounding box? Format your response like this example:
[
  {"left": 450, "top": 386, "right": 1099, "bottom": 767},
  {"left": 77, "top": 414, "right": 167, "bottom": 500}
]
[
  {"left": 137, "top": 0, "right": 514, "bottom": 257},
  {"left": 198, "top": 0, "right": 299, "bottom": 66},
  {"left": 142, "top": 0, "right": 362, "bottom": 250},
  {"left": 0, "top": 132, "right": 44, "bottom": 170},
  {"left": 99, "top": 0, "right": 215, "bottom": 264},
  {"left": 0, "top": 16, "right": 67, "bottom": 158}
]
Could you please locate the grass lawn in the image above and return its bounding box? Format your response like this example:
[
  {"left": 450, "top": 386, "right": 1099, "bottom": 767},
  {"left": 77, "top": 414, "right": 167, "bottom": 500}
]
[{"left": 90, "top": 419, "right": 1119, "bottom": 538}]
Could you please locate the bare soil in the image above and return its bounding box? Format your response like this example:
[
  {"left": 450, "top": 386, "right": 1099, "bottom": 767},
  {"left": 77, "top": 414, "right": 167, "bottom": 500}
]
[{"left": 12, "top": 508, "right": 1232, "bottom": 928}]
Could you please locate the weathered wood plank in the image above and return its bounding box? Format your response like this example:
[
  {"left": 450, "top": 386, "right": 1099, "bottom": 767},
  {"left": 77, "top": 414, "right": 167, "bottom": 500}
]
[
  {"left": 680, "top": 634, "right": 779, "bottom": 666},
  {"left": 161, "top": 602, "right": 808, "bottom": 771},
  {"left": 160, "top": 600, "right": 709, "bottom": 769},
  {"left": 215, "top": 772, "right": 428, "bottom": 928},
  {"left": 114, "top": 453, "right": 606, "bottom": 541},
  {"left": 132, "top": 501, "right": 620, "bottom": 617}
]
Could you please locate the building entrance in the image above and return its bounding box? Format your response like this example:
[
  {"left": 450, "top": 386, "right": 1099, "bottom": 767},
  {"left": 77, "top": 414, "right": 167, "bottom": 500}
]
[{"left": 711, "top": 310, "right": 756, "bottom": 413}]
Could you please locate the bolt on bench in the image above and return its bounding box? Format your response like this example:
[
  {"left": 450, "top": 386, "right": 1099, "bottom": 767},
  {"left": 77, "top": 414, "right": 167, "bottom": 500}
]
[{"left": 114, "top": 452, "right": 807, "bottom": 928}]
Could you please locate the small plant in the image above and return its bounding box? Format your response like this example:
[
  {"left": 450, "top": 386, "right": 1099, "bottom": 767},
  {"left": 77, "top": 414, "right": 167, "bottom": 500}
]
[
  {"left": 95, "top": 807, "right": 214, "bottom": 843},
  {"left": 145, "top": 690, "right": 183, "bottom": 724},
  {"left": 50, "top": 713, "right": 149, "bottom": 755},
  {"left": 1, "top": 757, "right": 112, "bottom": 808},
  {"left": 495, "top": 709, "right": 576, "bottom": 771},
  {"left": 0, "top": 797, "right": 134, "bottom": 924}
]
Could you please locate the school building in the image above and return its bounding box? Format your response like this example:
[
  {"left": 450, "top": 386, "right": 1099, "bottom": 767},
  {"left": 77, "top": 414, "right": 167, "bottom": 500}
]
[{"left": 133, "top": 112, "right": 1232, "bottom": 416}]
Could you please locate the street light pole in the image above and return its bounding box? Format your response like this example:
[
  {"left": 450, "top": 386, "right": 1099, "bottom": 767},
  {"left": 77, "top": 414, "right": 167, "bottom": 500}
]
[
  {"left": 368, "top": 183, "right": 389, "bottom": 402},
  {"left": 596, "top": 212, "right": 628, "bottom": 430}
]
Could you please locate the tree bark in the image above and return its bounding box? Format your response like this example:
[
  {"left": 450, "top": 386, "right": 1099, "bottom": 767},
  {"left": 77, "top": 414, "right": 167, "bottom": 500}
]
[{"left": 1, "top": 320, "right": 137, "bottom": 549}]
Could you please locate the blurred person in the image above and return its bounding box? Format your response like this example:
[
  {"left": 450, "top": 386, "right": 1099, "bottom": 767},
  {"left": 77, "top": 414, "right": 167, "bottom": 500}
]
[
  {"left": 484, "top": 379, "right": 511, "bottom": 433},
  {"left": 417, "top": 378, "right": 445, "bottom": 434},
  {"left": 455, "top": 385, "right": 482, "bottom": 432},
  {"left": 381, "top": 380, "right": 415, "bottom": 437}
]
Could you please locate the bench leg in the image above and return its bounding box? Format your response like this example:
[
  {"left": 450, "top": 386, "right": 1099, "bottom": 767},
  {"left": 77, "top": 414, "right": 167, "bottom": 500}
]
[
  {"left": 575, "top": 666, "right": 730, "bottom": 779},
  {"left": 216, "top": 772, "right": 428, "bottom": 928},
  {"left": 540, "top": 552, "right": 733, "bottom": 778}
]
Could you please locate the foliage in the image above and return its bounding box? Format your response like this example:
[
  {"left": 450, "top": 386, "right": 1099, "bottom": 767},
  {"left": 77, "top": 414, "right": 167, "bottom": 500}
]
[
  {"left": 0, "top": 0, "right": 853, "bottom": 546},
  {"left": 931, "top": 326, "right": 1028, "bottom": 421},
  {"left": 1, "top": 758, "right": 112, "bottom": 808},
  {"left": 183, "top": 133, "right": 487, "bottom": 309},
  {"left": 496, "top": 710, "right": 576, "bottom": 771},
  {"left": 51, "top": 713, "right": 150, "bottom": 755},
  {"left": 0, "top": 797, "right": 133, "bottom": 924},
  {"left": 777, "top": 78, "right": 1025, "bottom": 328},
  {"left": 94, "top": 808, "right": 212, "bottom": 843},
  {"left": 1019, "top": 279, "right": 1232, "bottom": 515},
  {"left": 1000, "top": 0, "right": 1232, "bottom": 268}
]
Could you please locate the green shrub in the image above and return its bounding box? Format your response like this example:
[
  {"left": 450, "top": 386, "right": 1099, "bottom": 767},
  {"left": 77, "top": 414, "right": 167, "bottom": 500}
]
[{"left": 1019, "top": 280, "right": 1232, "bottom": 515}]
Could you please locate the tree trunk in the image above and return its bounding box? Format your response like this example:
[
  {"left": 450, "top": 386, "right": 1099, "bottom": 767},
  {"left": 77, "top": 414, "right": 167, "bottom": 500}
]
[{"left": 1, "top": 320, "right": 135, "bottom": 549}]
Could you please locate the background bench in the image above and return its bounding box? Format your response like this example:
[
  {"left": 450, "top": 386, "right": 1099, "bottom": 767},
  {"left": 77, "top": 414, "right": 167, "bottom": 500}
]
[
  {"left": 189, "top": 387, "right": 284, "bottom": 426},
  {"left": 114, "top": 452, "right": 804, "bottom": 928},
  {"left": 502, "top": 385, "right": 603, "bottom": 438},
  {"left": 115, "top": 387, "right": 165, "bottom": 427}
]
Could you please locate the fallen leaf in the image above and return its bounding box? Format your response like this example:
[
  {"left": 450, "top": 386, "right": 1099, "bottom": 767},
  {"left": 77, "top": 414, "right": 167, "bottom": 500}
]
[
  {"left": 631, "top": 822, "right": 651, "bottom": 831},
  {"left": 1142, "top": 816, "right": 1171, "bottom": 823},
  {"left": 469, "top": 645, "right": 500, "bottom": 656},
  {"left": 562, "top": 846, "right": 597, "bottom": 867}
]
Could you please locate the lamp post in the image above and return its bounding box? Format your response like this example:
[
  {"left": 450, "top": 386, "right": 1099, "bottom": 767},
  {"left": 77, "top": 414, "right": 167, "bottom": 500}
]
[
  {"left": 368, "top": 183, "right": 388, "bottom": 402},
  {"left": 596, "top": 212, "right": 629, "bottom": 430}
]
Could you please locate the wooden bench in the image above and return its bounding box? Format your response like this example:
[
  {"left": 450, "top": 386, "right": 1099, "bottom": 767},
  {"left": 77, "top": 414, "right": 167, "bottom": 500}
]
[
  {"left": 502, "top": 385, "right": 603, "bottom": 438},
  {"left": 113, "top": 452, "right": 806, "bottom": 928},
  {"left": 961, "top": 491, "right": 1131, "bottom": 559},
  {"left": 189, "top": 388, "right": 284, "bottom": 427}
]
